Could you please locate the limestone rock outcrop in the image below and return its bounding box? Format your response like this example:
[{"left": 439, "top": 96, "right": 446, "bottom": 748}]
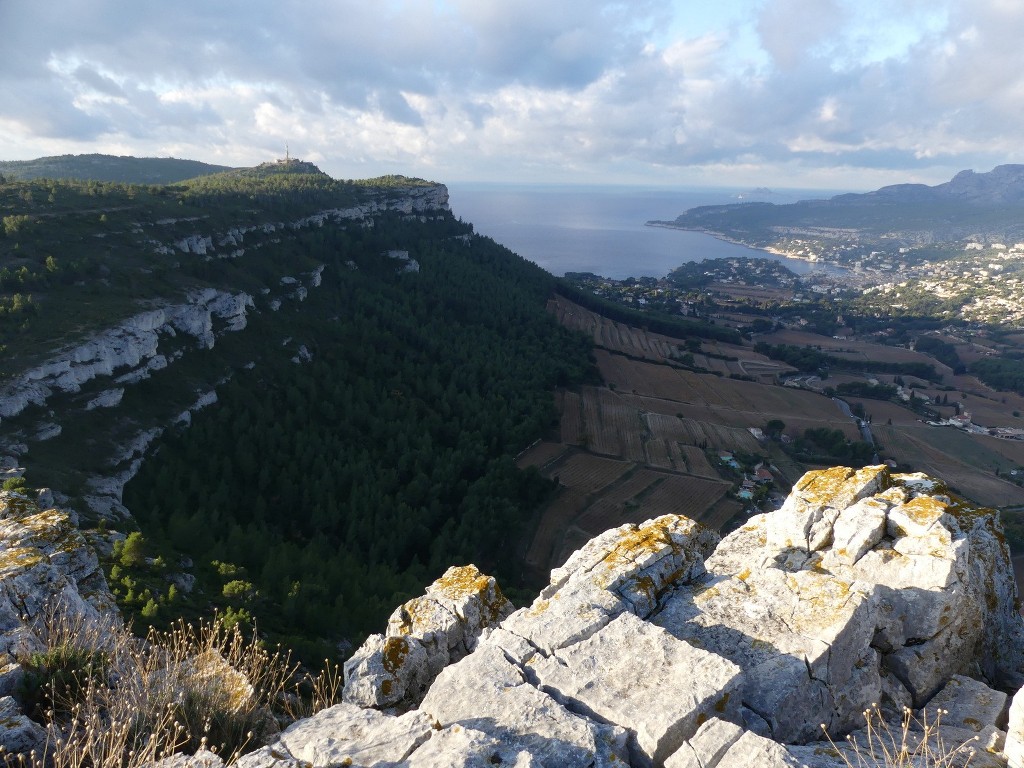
[
  {"left": 0, "top": 289, "right": 253, "bottom": 421},
  {"left": 342, "top": 564, "right": 513, "bottom": 709},
  {"left": 243, "top": 466, "right": 1024, "bottom": 767},
  {"left": 0, "top": 491, "right": 117, "bottom": 755}
]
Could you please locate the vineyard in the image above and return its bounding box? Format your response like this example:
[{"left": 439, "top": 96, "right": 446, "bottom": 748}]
[
  {"left": 550, "top": 295, "right": 686, "bottom": 363},
  {"left": 873, "top": 424, "right": 1024, "bottom": 507}
]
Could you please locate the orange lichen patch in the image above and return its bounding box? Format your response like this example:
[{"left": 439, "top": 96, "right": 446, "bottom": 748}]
[
  {"left": 898, "top": 496, "right": 948, "bottom": 528},
  {"left": 795, "top": 467, "right": 855, "bottom": 498},
  {"left": 393, "top": 597, "right": 435, "bottom": 636},
  {"left": 527, "top": 597, "right": 554, "bottom": 616},
  {"left": 0, "top": 546, "right": 44, "bottom": 571},
  {"left": 795, "top": 466, "right": 889, "bottom": 509},
  {"left": 0, "top": 494, "right": 39, "bottom": 520},
  {"left": 737, "top": 568, "right": 752, "bottom": 582},
  {"left": 599, "top": 521, "right": 677, "bottom": 572},
  {"left": 396, "top": 565, "right": 510, "bottom": 633},
  {"left": 382, "top": 637, "right": 411, "bottom": 674},
  {"left": 13, "top": 510, "right": 80, "bottom": 554},
  {"left": 692, "top": 585, "right": 721, "bottom": 605},
  {"left": 787, "top": 571, "right": 855, "bottom": 634},
  {"left": 849, "top": 465, "right": 890, "bottom": 491},
  {"left": 433, "top": 565, "right": 491, "bottom": 602}
]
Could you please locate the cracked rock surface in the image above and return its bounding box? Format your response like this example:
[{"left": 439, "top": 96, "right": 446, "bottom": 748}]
[{"left": 234, "top": 467, "right": 1024, "bottom": 766}]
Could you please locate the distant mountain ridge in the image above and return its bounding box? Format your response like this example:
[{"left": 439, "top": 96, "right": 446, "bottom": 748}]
[
  {"left": 651, "top": 163, "right": 1024, "bottom": 251},
  {"left": 0, "top": 153, "right": 234, "bottom": 184},
  {"left": 832, "top": 163, "right": 1024, "bottom": 205}
]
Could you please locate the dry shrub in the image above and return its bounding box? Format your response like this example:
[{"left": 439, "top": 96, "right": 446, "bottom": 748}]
[
  {"left": 4, "top": 605, "right": 341, "bottom": 768},
  {"left": 821, "top": 704, "right": 978, "bottom": 768}
]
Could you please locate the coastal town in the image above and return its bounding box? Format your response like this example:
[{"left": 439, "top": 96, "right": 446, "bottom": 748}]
[{"left": 564, "top": 239, "right": 1024, "bottom": 330}]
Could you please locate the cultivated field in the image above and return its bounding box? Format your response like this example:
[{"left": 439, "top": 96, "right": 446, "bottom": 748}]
[
  {"left": 872, "top": 424, "right": 1024, "bottom": 507},
  {"left": 758, "top": 329, "right": 955, "bottom": 380},
  {"left": 526, "top": 296, "right": 1024, "bottom": 579},
  {"left": 550, "top": 296, "right": 686, "bottom": 363}
]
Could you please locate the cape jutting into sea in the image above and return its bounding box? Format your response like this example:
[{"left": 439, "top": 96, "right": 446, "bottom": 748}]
[{"left": 447, "top": 182, "right": 850, "bottom": 280}]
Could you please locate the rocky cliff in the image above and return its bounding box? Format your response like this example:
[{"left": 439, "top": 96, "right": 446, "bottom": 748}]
[
  {"left": 0, "top": 489, "right": 116, "bottom": 756},
  {"left": 0, "top": 181, "right": 450, "bottom": 520},
  {"left": 2, "top": 465, "right": 1024, "bottom": 765},
  {"left": 230, "top": 465, "right": 1024, "bottom": 768}
]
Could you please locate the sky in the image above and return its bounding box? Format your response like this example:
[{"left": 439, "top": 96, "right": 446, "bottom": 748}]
[{"left": 1, "top": 0, "right": 1023, "bottom": 190}]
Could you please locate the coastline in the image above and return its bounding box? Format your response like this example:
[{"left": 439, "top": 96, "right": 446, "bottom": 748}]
[{"left": 644, "top": 221, "right": 838, "bottom": 270}]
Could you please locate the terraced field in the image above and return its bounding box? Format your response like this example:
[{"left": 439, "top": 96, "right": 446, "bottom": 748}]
[
  {"left": 528, "top": 296, "right": 1024, "bottom": 579},
  {"left": 873, "top": 424, "right": 1024, "bottom": 507}
]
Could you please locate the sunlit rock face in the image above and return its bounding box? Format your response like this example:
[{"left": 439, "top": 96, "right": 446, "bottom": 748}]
[
  {"left": 119, "top": 467, "right": 1024, "bottom": 766},
  {"left": 0, "top": 289, "right": 254, "bottom": 421},
  {"left": 342, "top": 564, "right": 514, "bottom": 709},
  {"left": 0, "top": 490, "right": 117, "bottom": 756}
]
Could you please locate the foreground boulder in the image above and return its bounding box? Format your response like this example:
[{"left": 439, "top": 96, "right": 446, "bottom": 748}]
[
  {"left": 239, "top": 467, "right": 1024, "bottom": 765},
  {"left": 342, "top": 564, "right": 513, "bottom": 709}
]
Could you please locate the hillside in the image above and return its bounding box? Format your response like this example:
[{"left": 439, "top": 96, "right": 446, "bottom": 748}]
[
  {"left": 0, "top": 158, "right": 595, "bottom": 656},
  {"left": 651, "top": 164, "right": 1024, "bottom": 261},
  {"left": 0, "top": 153, "right": 234, "bottom": 183}
]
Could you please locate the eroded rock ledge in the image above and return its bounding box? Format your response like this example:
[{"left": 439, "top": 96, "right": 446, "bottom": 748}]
[{"left": 230, "top": 466, "right": 1024, "bottom": 767}]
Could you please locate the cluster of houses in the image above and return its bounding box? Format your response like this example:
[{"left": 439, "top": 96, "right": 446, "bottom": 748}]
[{"left": 717, "top": 450, "right": 775, "bottom": 500}]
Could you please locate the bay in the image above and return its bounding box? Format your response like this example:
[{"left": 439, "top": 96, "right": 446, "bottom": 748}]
[{"left": 447, "top": 182, "right": 848, "bottom": 280}]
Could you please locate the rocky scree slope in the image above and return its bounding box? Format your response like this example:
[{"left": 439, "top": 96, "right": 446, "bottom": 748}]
[{"left": 227, "top": 465, "right": 1024, "bottom": 768}]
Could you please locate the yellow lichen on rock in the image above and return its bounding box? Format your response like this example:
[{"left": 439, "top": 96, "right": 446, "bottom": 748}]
[
  {"left": 433, "top": 565, "right": 492, "bottom": 602},
  {"left": 0, "top": 546, "right": 44, "bottom": 572},
  {"left": 382, "top": 636, "right": 411, "bottom": 674},
  {"left": 899, "top": 496, "right": 948, "bottom": 527},
  {"left": 599, "top": 520, "right": 676, "bottom": 572},
  {"left": 794, "top": 467, "right": 855, "bottom": 503}
]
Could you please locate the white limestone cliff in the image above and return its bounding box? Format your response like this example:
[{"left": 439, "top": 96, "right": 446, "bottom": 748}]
[
  {"left": 240, "top": 466, "right": 1024, "bottom": 768},
  {"left": 0, "top": 289, "right": 254, "bottom": 422}
]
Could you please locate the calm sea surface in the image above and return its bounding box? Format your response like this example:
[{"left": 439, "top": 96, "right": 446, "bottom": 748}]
[{"left": 447, "top": 183, "right": 847, "bottom": 280}]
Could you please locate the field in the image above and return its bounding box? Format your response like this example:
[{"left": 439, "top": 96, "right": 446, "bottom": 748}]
[
  {"left": 758, "top": 329, "right": 955, "bottom": 380},
  {"left": 526, "top": 297, "right": 1024, "bottom": 580},
  {"left": 872, "top": 424, "right": 1024, "bottom": 507},
  {"left": 706, "top": 283, "right": 795, "bottom": 303},
  {"left": 550, "top": 295, "right": 686, "bottom": 363}
]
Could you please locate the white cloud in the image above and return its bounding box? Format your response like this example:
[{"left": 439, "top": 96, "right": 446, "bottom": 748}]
[{"left": 1, "top": 0, "right": 1024, "bottom": 187}]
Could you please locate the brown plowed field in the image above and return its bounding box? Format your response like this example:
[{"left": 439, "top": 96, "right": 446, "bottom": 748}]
[
  {"left": 759, "top": 328, "right": 955, "bottom": 379},
  {"left": 530, "top": 297, "right": 1024, "bottom": 577},
  {"left": 548, "top": 452, "right": 632, "bottom": 492},
  {"left": 516, "top": 441, "right": 568, "bottom": 470},
  {"left": 872, "top": 424, "right": 1024, "bottom": 507},
  {"left": 550, "top": 295, "right": 688, "bottom": 363},
  {"left": 560, "top": 391, "right": 583, "bottom": 444}
]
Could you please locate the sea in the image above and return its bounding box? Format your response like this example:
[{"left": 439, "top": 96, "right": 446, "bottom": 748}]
[{"left": 446, "top": 182, "right": 849, "bottom": 280}]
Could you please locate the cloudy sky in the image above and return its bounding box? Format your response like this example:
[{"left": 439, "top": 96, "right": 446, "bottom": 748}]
[{"left": 2, "top": 0, "right": 1022, "bottom": 190}]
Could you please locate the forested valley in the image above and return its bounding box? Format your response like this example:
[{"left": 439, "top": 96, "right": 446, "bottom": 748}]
[{"left": 120, "top": 212, "right": 597, "bottom": 659}]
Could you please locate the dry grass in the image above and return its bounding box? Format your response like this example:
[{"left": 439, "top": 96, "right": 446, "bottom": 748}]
[
  {"left": 3, "top": 604, "right": 341, "bottom": 767},
  {"left": 821, "top": 704, "right": 977, "bottom": 768}
]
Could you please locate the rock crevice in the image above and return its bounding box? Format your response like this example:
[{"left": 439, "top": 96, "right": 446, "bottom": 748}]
[{"left": 259, "top": 466, "right": 1024, "bottom": 768}]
